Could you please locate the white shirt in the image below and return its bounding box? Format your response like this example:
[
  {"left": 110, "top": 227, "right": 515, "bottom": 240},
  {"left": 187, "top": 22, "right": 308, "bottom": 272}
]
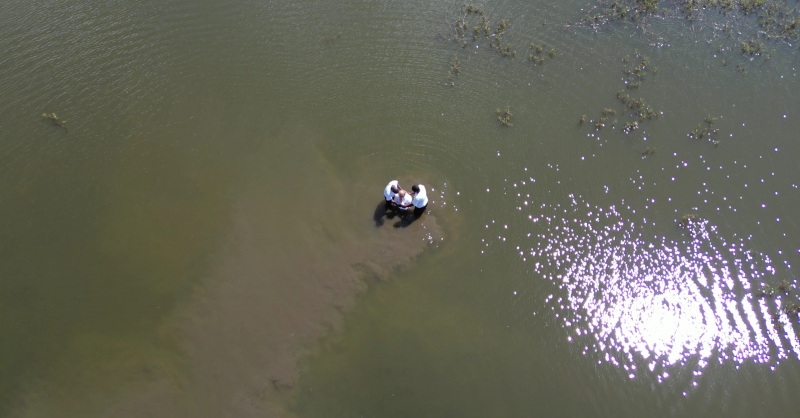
[
  {"left": 393, "top": 193, "right": 413, "bottom": 210},
  {"left": 384, "top": 180, "right": 398, "bottom": 201},
  {"left": 412, "top": 185, "right": 428, "bottom": 208}
]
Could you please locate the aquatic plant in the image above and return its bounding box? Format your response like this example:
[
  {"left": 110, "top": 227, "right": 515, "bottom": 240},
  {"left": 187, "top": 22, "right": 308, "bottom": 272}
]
[
  {"left": 622, "top": 120, "right": 639, "bottom": 133},
  {"left": 496, "top": 107, "right": 513, "bottom": 126},
  {"left": 778, "top": 280, "right": 793, "bottom": 294},
  {"left": 579, "top": 115, "right": 586, "bottom": 125},
  {"left": 595, "top": 117, "right": 607, "bottom": 129},
  {"left": 549, "top": 48, "right": 556, "bottom": 58},
  {"left": 529, "top": 54, "right": 545, "bottom": 65},
  {"left": 678, "top": 213, "right": 697, "bottom": 228},
  {"left": 689, "top": 117, "right": 722, "bottom": 145},
  {"left": 771, "top": 312, "right": 783, "bottom": 330},
  {"left": 450, "top": 55, "right": 462, "bottom": 75},
  {"left": 622, "top": 51, "right": 651, "bottom": 86},
  {"left": 735, "top": 62, "right": 748, "bottom": 74},
  {"left": 641, "top": 147, "right": 656, "bottom": 157},
  {"left": 758, "top": 283, "right": 777, "bottom": 298},
  {"left": 497, "top": 19, "right": 509, "bottom": 33},
  {"left": 41, "top": 112, "right": 68, "bottom": 132},
  {"left": 465, "top": 3, "right": 483, "bottom": 15},
  {"left": 573, "top": 0, "right": 800, "bottom": 66},
  {"left": 782, "top": 302, "right": 800, "bottom": 317},
  {"left": 740, "top": 38, "right": 764, "bottom": 56}
]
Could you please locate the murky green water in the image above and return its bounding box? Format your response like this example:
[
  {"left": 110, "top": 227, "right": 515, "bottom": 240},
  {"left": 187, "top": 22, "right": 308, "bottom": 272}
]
[{"left": 2, "top": 0, "right": 800, "bottom": 416}]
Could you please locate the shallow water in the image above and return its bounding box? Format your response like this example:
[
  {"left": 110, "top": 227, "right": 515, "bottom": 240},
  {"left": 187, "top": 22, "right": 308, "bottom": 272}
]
[{"left": 2, "top": 0, "right": 800, "bottom": 416}]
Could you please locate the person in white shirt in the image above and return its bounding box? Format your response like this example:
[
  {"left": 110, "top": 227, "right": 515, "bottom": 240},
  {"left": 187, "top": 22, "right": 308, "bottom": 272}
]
[
  {"left": 393, "top": 189, "right": 413, "bottom": 211},
  {"left": 384, "top": 180, "right": 400, "bottom": 209},
  {"left": 383, "top": 180, "right": 402, "bottom": 211},
  {"left": 411, "top": 184, "right": 428, "bottom": 218}
]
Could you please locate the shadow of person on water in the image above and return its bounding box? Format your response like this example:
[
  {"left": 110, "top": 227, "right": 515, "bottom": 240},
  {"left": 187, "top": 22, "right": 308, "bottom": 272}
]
[
  {"left": 374, "top": 201, "right": 401, "bottom": 226},
  {"left": 393, "top": 211, "right": 422, "bottom": 228}
]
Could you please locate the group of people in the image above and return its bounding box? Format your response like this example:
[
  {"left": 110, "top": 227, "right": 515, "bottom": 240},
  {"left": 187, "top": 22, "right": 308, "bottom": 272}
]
[{"left": 383, "top": 180, "right": 428, "bottom": 220}]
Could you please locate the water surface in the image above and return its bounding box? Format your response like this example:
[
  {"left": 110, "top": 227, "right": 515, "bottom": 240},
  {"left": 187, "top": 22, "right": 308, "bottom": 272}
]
[{"left": 1, "top": 0, "right": 800, "bottom": 416}]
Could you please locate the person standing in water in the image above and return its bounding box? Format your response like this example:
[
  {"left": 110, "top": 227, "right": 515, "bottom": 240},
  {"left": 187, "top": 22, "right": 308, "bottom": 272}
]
[
  {"left": 393, "top": 189, "right": 413, "bottom": 211},
  {"left": 383, "top": 180, "right": 400, "bottom": 209},
  {"left": 411, "top": 184, "right": 428, "bottom": 218}
]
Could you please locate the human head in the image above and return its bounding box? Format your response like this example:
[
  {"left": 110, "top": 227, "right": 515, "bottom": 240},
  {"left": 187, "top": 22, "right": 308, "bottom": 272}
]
[
  {"left": 398, "top": 190, "right": 406, "bottom": 198},
  {"left": 391, "top": 185, "right": 400, "bottom": 194},
  {"left": 411, "top": 185, "right": 420, "bottom": 193}
]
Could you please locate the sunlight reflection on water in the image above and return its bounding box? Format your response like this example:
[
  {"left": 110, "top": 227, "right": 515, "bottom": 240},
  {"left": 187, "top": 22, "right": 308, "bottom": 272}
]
[
  {"left": 521, "top": 197, "right": 798, "bottom": 382},
  {"left": 483, "top": 159, "right": 799, "bottom": 385}
]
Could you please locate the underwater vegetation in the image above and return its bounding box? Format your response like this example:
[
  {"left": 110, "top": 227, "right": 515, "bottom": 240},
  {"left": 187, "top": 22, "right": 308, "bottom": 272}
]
[
  {"left": 756, "top": 279, "right": 800, "bottom": 329},
  {"left": 322, "top": 31, "right": 342, "bottom": 44},
  {"left": 496, "top": 107, "right": 513, "bottom": 127},
  {"left": 678, "top": 212, "right": 697, "bottom": 228},
  {"left": 446, "top": 55, "right": 462, "bottom": 86},
  {"left": 41, "top": 113, "right": 67, "bottom": 133},
  {"left": 622, "top": 50, "right": 657, "bottom": 88},
  {"left": 442, "top": 4, "right": 563, "bottom": 127},
  {"left": 445, "top": 4, "right": 558, "bottom": 70},
  {"left": 578, "top": 0, "right": 800, "bottom": 37},
  {"left": 451, "top": 4, "right": 516, "bottom": 59},
  {"left": 580, "top": 50, "right": 660, "bottom": 138},
  {"left": 528, "top": 43, "right": 550, "bottom": 64},
  {"left": 574, "top": 0, "right": 799, "bottom": 72},
  {"left": 688, "top": 115, "right": 722, "bottom": 146}
]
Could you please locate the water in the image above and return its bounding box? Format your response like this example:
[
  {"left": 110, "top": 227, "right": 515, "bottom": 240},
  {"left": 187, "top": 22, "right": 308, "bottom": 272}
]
[{"left": 1, "top": 0, "right": 800, "bottom": 416}]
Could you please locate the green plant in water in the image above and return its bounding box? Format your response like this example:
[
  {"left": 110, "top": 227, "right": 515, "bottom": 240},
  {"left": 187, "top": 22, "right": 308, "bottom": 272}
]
[
  {"left": 740, "top": 38, "right": 764, "bottom": 55},
  {"left": 497, "top": 19, "right": 509, "bottom": 33},
  {"left": 622, "top": 120, "right": 638, "bottom": 134},
  {"left": 690, "top": 124, "right": 708, "bottom": 139},
  {"left": 782, "top": 301, "right": 800, "bottom": 317},
  {"left": 778, "top": 279, "right": 792, "bottom": 294},
  {"left": 678, "top": 213, "right": 697, "bottom": 228},
  {"left": 450, "top": 55, "right": 462, "bottom": 75},
  {"left": 758, "top": 283, "right": 777, "bottom": 298},
  {"left": 549, "top": 48, "right": 556, "bottom": 58},
  {"left": 771, "top": 311, "right": 783, "bottom": 331},
  {"left": 595, "top": 117, "right": 607, "bottom": 129},
  {"left": 496, "top": 107, "right": 513, "bottom": 126},
  {"left": 42, "top": 112, "right": 68, "bottom": 132},
  {"left": 579, "top": 114, "right": 586, "bottom": 125},
  {"left": 641, "top": 147, "right": 656, "bottom": 157}
]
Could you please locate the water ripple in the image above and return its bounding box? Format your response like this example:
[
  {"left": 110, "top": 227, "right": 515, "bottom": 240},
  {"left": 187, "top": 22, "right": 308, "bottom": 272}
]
[{"left": 513, "top": 194, "right": 798, "bottom": 382}]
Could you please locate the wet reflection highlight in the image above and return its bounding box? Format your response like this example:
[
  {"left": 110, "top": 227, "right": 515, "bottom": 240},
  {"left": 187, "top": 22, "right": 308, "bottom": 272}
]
[{"left": 487, "top": 184, "right": 798, "bottom": 383}]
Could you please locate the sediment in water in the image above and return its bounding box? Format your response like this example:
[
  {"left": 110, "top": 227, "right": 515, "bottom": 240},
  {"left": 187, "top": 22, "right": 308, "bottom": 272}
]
[
  {"left": 176, "top": 137, "right": 442, "bottom": 417},
  {"left": 13, "top": 128, "right": 442, "bottom": 417}
]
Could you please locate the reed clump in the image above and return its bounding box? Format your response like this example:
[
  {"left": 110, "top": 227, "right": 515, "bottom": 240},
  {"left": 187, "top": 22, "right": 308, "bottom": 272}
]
[
  {"left": 688, "top": 116, "right": 722, "bottom": 146},
  {"left": 641, "top": 147, "right": 656, "bottom": 157},
  {"left": 42, "top": 113, "right": 68, "bottom": 133},
  {"left": 496, "top": 107, "right": 513, "bottom": 127},
  {"left": 678, "top": 213, "right": 697, "bottom": 228},
  {"left": 574, "top": 0, "right": 800, "bottom": 68}
]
